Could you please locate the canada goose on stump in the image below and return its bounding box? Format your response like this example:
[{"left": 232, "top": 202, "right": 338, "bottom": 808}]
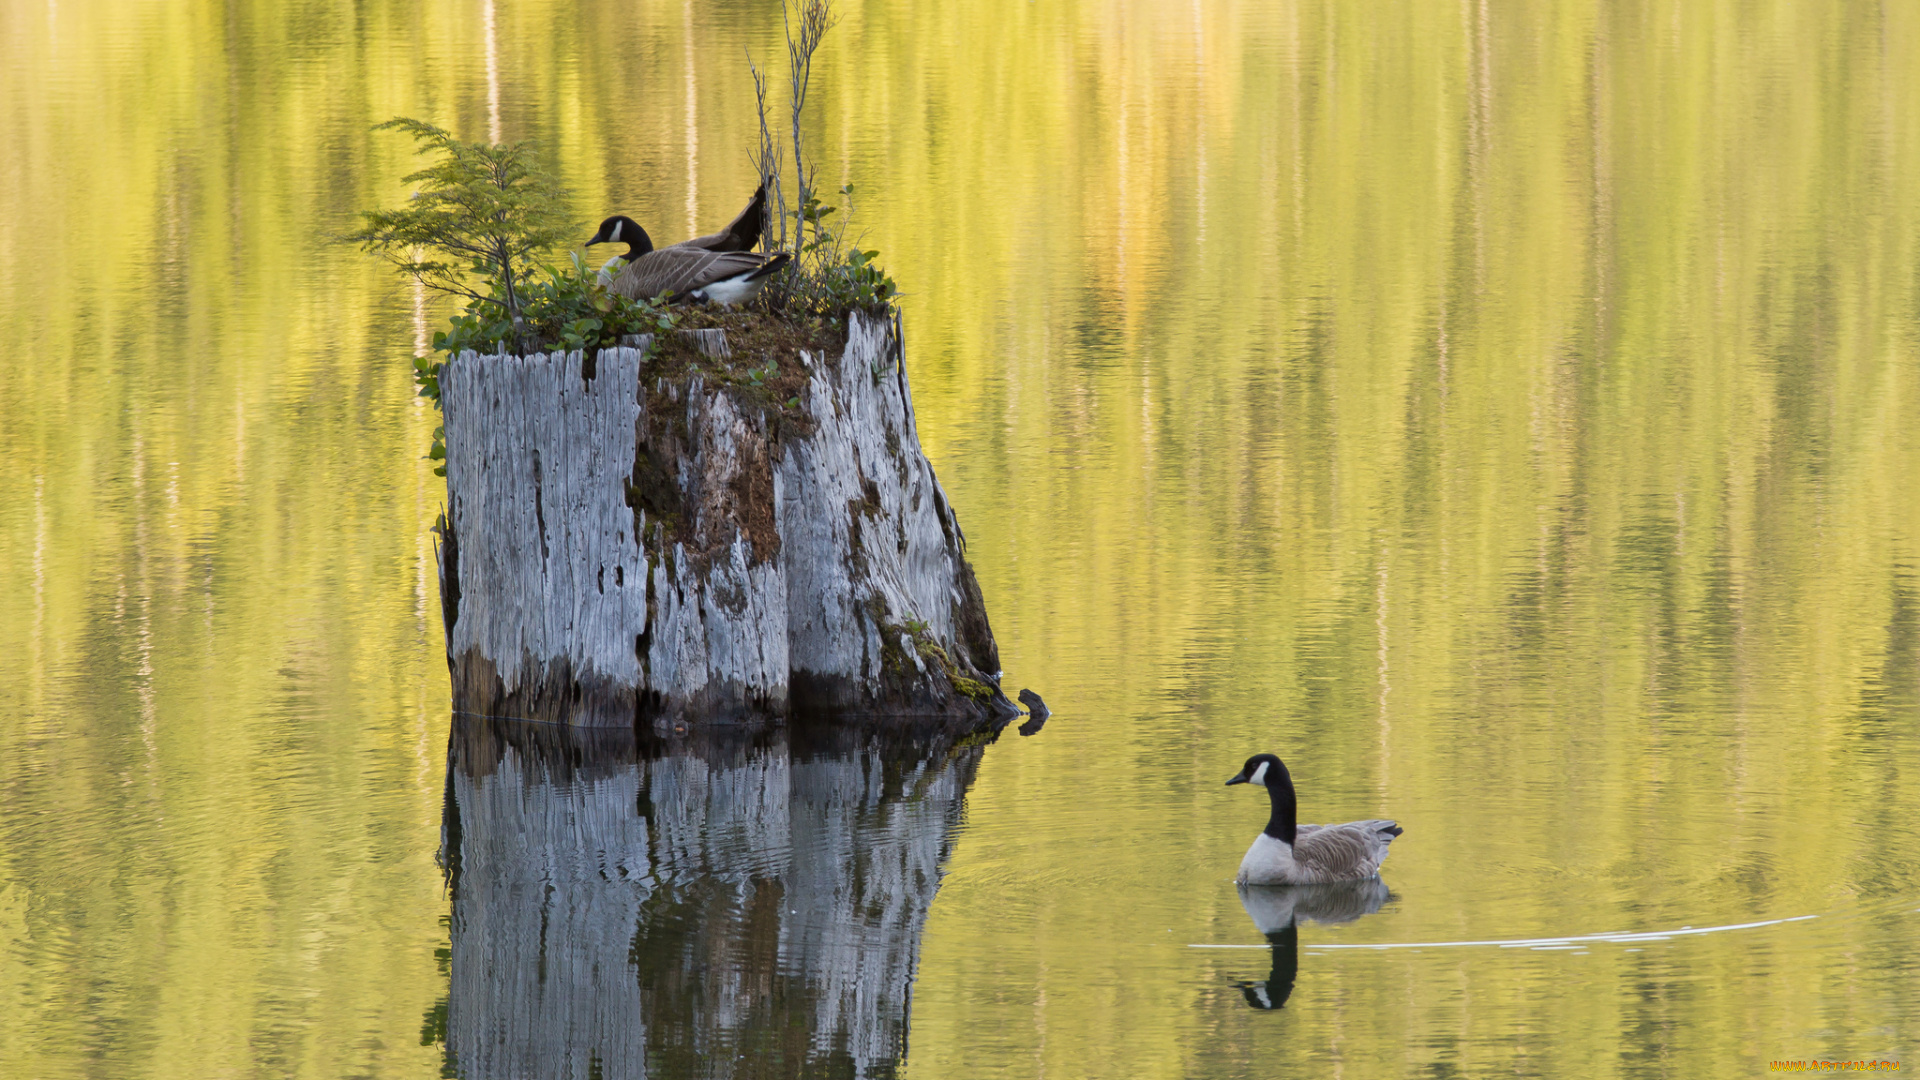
[
  {"left": 585, "top": 214, "right": 791, "bottom": 306},
  {"left": 1225, "top": 753, "right": 1402, "bottom": 885},
  {"left": 587, "top": 184, "right": 774, "bottom": 293}
]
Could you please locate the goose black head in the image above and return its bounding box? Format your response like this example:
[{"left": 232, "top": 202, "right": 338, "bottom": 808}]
[
  {"left": 1225, "top": 753, "right": 1290, "bottom": 790},
  {"left": 585, "top": 215, "right": 654, "bottom": 258},
  {"left": 1226, "top": 752, "right": 1298, "bottom": 843}
]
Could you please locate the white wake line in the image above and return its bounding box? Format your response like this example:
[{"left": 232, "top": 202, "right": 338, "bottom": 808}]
[{"left": 1189, "top": 914, "right": 1820, "bottom": 951}]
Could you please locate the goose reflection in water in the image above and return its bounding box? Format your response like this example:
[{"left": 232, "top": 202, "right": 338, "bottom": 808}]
[{"left": 1232, "top": 879, "right": 1393, "bottom": 1010}]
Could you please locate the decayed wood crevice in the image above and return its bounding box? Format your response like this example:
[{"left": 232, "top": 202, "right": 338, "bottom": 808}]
[{"left": 438, "top": 312, "right": 1013, "bottom": 730}]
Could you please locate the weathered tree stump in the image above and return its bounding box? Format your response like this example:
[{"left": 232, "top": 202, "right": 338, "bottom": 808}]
[{"left": 436, "top": 312, "right": 1011, "bottom": 731}]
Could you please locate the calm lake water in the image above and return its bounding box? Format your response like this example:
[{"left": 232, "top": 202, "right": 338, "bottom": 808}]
[{"left": 3, "top": 0, "right": 1917, "bottom": 1076}]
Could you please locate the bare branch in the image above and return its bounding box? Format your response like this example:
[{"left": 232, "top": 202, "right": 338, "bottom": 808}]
[
  {"left": 741, "top": 0, "right": 894, "bottom": 316},
  {"left": 782, "top": 0, "right": 838, "bottom": 221},
  {"left": 747, "top": 50, "right": 788, "bottom": 253}
]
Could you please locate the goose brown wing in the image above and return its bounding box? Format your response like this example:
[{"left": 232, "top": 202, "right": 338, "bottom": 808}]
[
  {"left": 612, "top": 248, "right": 774, "bottom": 302},
  {"left": 672, "top": 184, "right": 766, "bottom": 253},
  {"left": 1290, "top": 820, "right": 1399, "bottom": 881}
]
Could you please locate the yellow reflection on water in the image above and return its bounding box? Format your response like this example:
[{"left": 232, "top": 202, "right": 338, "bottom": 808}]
[{"left": 0, "top": 0, "right": 1915, "bottom": 1076}]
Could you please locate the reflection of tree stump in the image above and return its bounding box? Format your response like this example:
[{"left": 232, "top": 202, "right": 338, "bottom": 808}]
[
  {"left": 437, "top": 312, "right": 1011, "bottom": 729},
  {"left": 437, "top": 719, "right": 984, "bottom": 1079}
]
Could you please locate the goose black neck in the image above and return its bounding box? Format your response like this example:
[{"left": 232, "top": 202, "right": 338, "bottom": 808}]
[
  {"left": 602, "top": 217, "right": 652, "bottom": 260},
  {"left": 1262, "top": 763, "right": 1298, "bottom": 844}
]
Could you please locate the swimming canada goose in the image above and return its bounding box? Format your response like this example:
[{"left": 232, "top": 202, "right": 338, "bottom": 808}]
[
  {"left": 584, "top": 216, "right": 792, "bottom": 306},
  {"left": 588, "top": 184, "right": 768, "bottom": 287},
  {"left": 1225, "top": 753, "right": 1402, "bottom": 885}
]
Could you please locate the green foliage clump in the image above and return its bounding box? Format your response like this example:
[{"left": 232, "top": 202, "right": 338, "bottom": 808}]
[
  {"left": 346, "top": 118, "right": 580, "bottom": 353},
  {"left": 423, "top": 253, "right": 679, "bottom": 364},
  {"left": 768, "top": 185, "right": 896, "bottom": 317}
]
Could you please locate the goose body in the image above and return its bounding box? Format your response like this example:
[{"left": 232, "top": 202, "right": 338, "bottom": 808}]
[
  {"left": 588, "top": 185, "right": 770, "bottom": 290},
  {"left": 585, "top": 214, "right": 791, "bottom": 306},
  {"left": 1226, "top": 753, "right": 1402, "bottom": 885}
]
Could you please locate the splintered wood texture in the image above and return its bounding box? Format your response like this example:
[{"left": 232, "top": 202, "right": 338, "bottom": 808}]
[
  {"left": 439, "top": 313, "right": 1002, "bottom": 726},
  {"left": 445, "top": 732, "right": 982, "bottom": 1078},
  {"left": 779, "top": 314, "right": 977, "bottom": 682},
  {"left": 441, "top": 344, "right": 652, "bottom": 719}
]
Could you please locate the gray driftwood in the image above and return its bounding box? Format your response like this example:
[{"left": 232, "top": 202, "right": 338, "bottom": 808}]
[
  {"left": 439, "top": 721, "right": 981, "bottom": 1079},
  {"left": 437, "top": 312, "right": 1009, "bottom": 729}
]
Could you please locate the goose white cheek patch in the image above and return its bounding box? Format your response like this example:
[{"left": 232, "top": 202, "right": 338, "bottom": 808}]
[
  {"left": 611, "top": 220, "right": 623, "bottom": 243},
  {"left": 1248, "top": 761, "right": 1270, "bottom": 786}
]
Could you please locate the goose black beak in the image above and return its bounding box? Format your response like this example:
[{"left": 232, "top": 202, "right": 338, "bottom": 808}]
[{"left": 1225, "top": 773, "right": 1248, "bottom": 786}]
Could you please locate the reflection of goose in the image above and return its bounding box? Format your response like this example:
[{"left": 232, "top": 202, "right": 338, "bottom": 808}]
[
  {"left": 1237, "top": 878, "right": 1393, "bottom": 933},
  {"left": 1233, "top": 879, "right": 1393, "bottom": 1010},
  {"left": 1226, "top": 753, "right": 1402, "bottom": 885},
  {"left": 1237, "top": 923, "right": 1300, "bottom": 1010}
]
